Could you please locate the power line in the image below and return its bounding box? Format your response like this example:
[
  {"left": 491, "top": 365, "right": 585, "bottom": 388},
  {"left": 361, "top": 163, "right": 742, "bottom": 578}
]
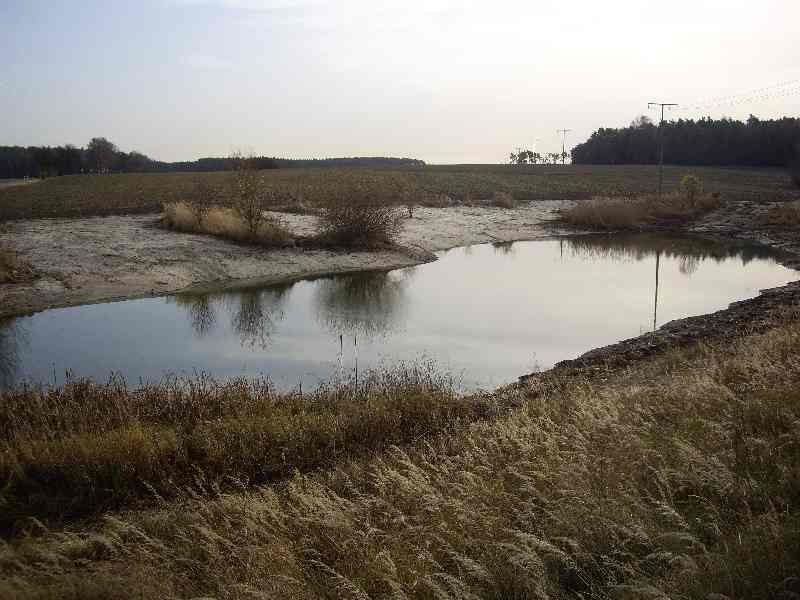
[
  {"left": 675, "top": 78, "right": 800, "bottom": 114},
  {"left": 648, "top": 102, "right": 678, "bottom": 198}
]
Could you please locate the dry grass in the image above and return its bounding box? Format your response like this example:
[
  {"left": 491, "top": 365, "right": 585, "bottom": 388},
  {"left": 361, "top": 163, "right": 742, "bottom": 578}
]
[
  {"left": 2, "top": 310, "right": 800, "bottom": 598},
  {"left": 0, "top": 243, "right": 33, "bottom": 284},
  {"left": 559, "top": 191, "right": 723, "bottom": 230},
  {"left": 491, "top": 190, "right": 517, "bottom": 208},
  {"left": 162, "top": 201, "right": 292, "bottom": 246},
  {"left": 0, "top": 363, "right": 491, "bottom": 532},
  {"left": 765, "top": 201, "right": 800, "bottom": 226}
]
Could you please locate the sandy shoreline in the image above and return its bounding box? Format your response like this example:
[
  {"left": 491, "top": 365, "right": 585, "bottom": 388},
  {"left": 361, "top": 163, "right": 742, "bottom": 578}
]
[{"left": 0, "top": 201, "right": 571, "bottom": 318}]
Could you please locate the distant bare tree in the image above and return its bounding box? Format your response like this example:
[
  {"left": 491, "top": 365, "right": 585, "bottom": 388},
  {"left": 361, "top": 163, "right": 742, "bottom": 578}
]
[{"left": 87, "top": 137, "right": 118, "bottom": 173}]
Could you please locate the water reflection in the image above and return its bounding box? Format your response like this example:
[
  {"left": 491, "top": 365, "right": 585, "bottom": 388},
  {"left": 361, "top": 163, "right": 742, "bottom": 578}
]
[
  {"left": 563, "top": 233, "right": 785, "bottom": 333},
  {"left": 313, "top": 270, "right": 410, "bottom": 338},
  {"left": 170, "top": 284, "right": 292, "bottom": 349},
  {"left": 562, "top": 233, "right": 778, "bottom": 269},
  {"left": 492, "top": 241, "right": 516, "bottom": 255}
]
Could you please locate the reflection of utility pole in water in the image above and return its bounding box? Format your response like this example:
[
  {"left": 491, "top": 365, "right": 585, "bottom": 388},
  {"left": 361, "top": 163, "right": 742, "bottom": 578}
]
[{"left": 653, "top": 251, "right": 661, "bottom": 332}]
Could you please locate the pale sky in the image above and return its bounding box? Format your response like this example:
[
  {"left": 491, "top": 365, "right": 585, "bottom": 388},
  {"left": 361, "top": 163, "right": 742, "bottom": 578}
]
[{"left": 2, "top": 0, "right": 798, "bottom": 163}]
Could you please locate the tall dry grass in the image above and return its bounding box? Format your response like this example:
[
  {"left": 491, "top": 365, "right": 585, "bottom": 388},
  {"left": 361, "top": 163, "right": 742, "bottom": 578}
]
[
  {"left": 765, "top": 201, "right": 800, "bottom": 227},
  {"left": 560, "top": 190, "right": 722, "bottom": 230},
  {"left": 0, "top": 364, "right": 492, "bottom": 532},
  {"left": 0, "top": 243, "right": 33, "bottom": 284},
  {"left": 162, "top": 201, "right": 292, "bottom": 246},
  {"left": 2, "top": 311, "right": 799, "bottom": 599}
]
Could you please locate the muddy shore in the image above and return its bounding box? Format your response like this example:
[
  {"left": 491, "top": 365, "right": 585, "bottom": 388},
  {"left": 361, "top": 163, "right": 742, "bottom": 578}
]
[{"left": 0, "top": 201, "right": 570, "bottom": 318}]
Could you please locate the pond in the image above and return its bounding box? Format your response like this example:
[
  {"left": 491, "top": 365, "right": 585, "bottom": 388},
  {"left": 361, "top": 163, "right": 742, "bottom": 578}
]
[{"left": 1, "top": 234, "right": 796, "bottom": 391}]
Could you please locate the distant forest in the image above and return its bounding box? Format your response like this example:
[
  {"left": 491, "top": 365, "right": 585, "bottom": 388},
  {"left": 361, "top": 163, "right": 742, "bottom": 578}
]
[
  {"left": 571, "top": 116, "right": 800, "bottom": 167},
  {"left": 0, "top": 138, "right": 425, "bottom": 179}
]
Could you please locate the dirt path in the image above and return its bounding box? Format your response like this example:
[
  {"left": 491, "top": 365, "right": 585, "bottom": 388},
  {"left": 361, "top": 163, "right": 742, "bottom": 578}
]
[{"left": 0, "top": 201, "right": 570, "bottom": 318}]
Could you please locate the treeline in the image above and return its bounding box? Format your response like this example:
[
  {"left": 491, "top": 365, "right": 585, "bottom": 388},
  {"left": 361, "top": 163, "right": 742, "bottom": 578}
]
[
  {"left": 571, "top": 115, "right": 800, "bottom": 167},
  {"left": 0, "top": 138, "right": 425, "bottom": 179}
]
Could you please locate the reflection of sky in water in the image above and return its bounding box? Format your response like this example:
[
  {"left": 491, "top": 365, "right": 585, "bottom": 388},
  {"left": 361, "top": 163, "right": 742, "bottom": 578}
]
[{"left": 1, "top": 234, "right": 797, "bottom": 392}]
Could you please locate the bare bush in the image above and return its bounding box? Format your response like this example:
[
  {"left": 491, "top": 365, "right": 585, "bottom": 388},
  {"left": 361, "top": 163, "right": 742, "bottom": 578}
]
[
  {"left": 680, "top": 174, "right": 703, "bottom": 206},
  {"left": 231, "top": 156, "right": 268, "bottom": 235},
  {"left": 310, "top": 173, "right": 411, "bottom": 247},
  {"left": 189, "top": 181, "right": 217, "bottom": 226},
  {"left": 492, "top": 190, "right": 517, "bottom": 208}
]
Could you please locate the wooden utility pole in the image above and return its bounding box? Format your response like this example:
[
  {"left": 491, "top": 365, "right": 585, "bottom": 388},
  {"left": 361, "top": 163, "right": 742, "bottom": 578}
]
[
  {"left": 557, "top": 129, "right": 571, "bottom": 164},
  {"left": 648, "top": 102, "right": 678, "bottom": 198}
]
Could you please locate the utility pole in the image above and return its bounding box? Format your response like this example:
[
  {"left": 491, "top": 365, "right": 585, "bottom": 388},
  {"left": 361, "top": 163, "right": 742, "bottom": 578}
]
[
  {"left": 648, "top": 102, "right": 678, "bottom": 198},
  {"left": 557, "top": 129, "right": 571, "bottom": 164}
]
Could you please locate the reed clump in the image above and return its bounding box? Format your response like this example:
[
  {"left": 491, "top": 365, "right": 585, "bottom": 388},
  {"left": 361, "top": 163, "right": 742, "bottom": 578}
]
[
  {"left": 2, "top": 310, "right": 800, "bottom": 599},
  {"left": 560, "top": 189, "right": 722, "bottom": 230}
]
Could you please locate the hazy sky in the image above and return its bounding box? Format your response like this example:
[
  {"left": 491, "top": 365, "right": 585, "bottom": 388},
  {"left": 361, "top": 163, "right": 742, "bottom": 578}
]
[{"left": 2, "top": 0, "right": 798, "bottom": 163}]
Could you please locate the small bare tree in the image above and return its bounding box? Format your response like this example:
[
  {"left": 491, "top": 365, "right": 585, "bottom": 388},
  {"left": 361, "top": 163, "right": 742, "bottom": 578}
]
[
  {"left": 231, "top": 155, "right": 266, "bottom": 236},
  {"left": 189, "top": 181, "right": 217, "bottom": 227}
]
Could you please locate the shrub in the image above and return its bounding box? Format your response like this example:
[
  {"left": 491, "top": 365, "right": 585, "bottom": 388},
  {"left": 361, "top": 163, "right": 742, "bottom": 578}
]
[
  {"left": 680, "top": 174, "right": 702, "bottom": 205},
  {"left": 188, "top": 180, "right": 218, "bottom": 226},
  {"left": 492, "top": 190, "right": 517, "bottom": 208},
  {"left": 231, "top": 157, "right": 270, "bottom": 235},
  {"left": 312, "top": 174, "right": 409, "bottom": 247}
]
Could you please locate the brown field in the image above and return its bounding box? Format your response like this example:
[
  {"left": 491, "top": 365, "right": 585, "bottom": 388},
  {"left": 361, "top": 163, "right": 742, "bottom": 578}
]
[
  {"left": 1, "top": 309, "right": 799, "bottom": 598},
  {"left": 0, "top": 165, "right": 796, "bottom": 222}
]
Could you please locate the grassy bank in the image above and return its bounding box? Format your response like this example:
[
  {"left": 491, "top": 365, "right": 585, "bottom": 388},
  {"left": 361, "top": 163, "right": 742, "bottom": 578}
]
[
  {"left": 1, "top": 310, "right": 799, "bottom": 599},
  {"left": 0, "top": 165, "right": 796, "bottom": 222},
  {"left": 0, "top": 364, "right": 498, "bottom": 533}
]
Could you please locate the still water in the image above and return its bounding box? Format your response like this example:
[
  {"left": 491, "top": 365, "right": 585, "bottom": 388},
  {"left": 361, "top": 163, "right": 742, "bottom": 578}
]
[{"left": 1, "top": 234, "right": 796, "bottom": 391}]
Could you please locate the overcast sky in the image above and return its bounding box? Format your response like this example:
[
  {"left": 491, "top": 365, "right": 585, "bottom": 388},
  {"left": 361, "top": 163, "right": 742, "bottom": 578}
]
[{"left": 1, "top": 0, "right": 798, "bottom": 163}]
